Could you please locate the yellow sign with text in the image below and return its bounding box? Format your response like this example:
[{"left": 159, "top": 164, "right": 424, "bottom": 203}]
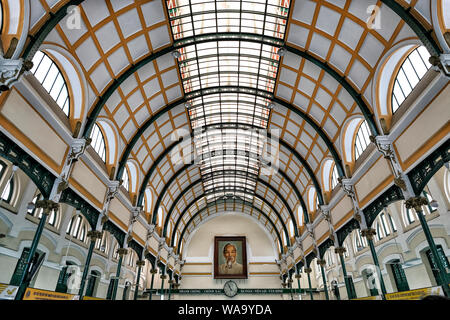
[
  {"left": 385, "top": 286, "right": 443, "bottom": 300},
  {"left": 0, "top": 283, "right": 19, "bottom": 300},
  {"left": 352, "top": 295, "right": 382, "bottom": 300},
  {"left": 82, "top": 296, "right": 104, "bottom": 300},
  {"left": 23, "top": 288, "right": 80, "bottom": 300}
]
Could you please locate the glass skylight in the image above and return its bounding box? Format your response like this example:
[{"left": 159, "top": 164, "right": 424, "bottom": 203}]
[{"left": 167, "top": 0, "right": 291, "bottom": 203}]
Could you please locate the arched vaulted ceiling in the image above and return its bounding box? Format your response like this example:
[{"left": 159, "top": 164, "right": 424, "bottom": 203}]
[{"left": 25, "top": 0, "right": 441, "bottom": 252}]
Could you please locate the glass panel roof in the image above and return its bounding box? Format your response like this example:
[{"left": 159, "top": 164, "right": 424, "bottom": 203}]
[{"left": 167, "top": 0, "right": 291, "bottom": 203}]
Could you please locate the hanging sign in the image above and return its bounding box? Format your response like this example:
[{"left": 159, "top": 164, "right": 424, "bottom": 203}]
[
  {"left": 23, "top": 288, "right": 80, "bottom": 300},
  {"left": 385, "top": 286, "right": 444, "bottom": 300},
  {"left": 0, "top": 283, "right": 19, "bottom": 300}
]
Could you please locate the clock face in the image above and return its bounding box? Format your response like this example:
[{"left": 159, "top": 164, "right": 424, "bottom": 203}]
[{"left": 223, "top": 280, "right": 238, "bottom": 297}]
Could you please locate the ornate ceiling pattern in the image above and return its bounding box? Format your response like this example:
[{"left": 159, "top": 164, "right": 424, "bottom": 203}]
[{"left": 28, "top": 0, "right": 440, "bottom": 249}]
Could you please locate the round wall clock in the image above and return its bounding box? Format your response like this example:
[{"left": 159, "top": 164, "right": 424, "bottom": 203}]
[{"left": 223, "top": 280, "right": 238, "bottom": 297}]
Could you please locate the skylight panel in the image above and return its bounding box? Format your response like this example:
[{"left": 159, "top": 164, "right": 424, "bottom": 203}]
[{"left": 168, "top": 0, "right": 290, "bottom": 203}]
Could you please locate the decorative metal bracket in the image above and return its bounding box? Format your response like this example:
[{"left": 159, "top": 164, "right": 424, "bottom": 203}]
[
  {"left": 67, "top": 138, "right": 91, "bottom": 164},
  {"left": 429, "top": 54, "right": 450, "bottom": 78},
  {"left": 147, "top": 224, "right": 156, "bottom": 240},
  {"left": 106, "top": 181, "right": 120, "bottom": 203},
  {"left": 0, "top": 58, "right": 33, "bottom": 91}
]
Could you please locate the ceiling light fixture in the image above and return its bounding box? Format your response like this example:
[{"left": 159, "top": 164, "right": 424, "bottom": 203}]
[
  {"left": 172, "top": 50, "right": 181, "bottom": 59},
  {"left": 429, "top": 199, "right": 439, "bottom": 209},
  {"left": 277, "top": 47, "right": 286, "bottom": 57}
]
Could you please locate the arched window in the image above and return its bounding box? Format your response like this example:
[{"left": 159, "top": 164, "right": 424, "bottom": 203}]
[
  {"left": 113, "top": 243, "right": 120, "bottom": 260},
  {"left": 66, "top": 214, "right": 88, "bottom": 242},
  {"left": 157, "top": 208, "right": 163, "bottom": 227},
  {"left": 422, "top": 187, "right": 437, "bottom": 213},
  {"left": 174, "top": 231, "right": 179, "bottom": 247},
  {"left": 95, "top": 231, "right": 109, "bottom": 254},
  {"left": 297, "top": 206, "right": 304, "bottom": 226},
  {"left": 144, "top": 188, "right": 152, "bottom": 213},
  {"left": 354, "top": 230, "right": 367, "bottom": 253},
  {"left": 30, "top": 51, "right": 70, "bottom": 116},
  {"left": 288, "top": 220, "right": 294, "bottom": 238},
  {"left": 282, "top": 231, "right": 287, "bottom": 248},
  {"left": 127, "top": 251, "right": 135, "bottom": 267},
  {"left": 354, "top": 120, "right": 371, "bottom": 161},
  {"left": 1, "top": 176, "right": 13, "bottom": 204},
  {"left": 343, "top": 242, "right": 350, "bottom": 258},
  {"left": 392, "top": 46, "right": 431, "bottom": 113},
  {"left": 90, "top": 123, "right": 106, "bottom": 162},
  {"left": 122, "top": 167, "right": 129, "bottom": 191},
  {"left": 331, "top": 164, "right": 339, "bottom": 190}
]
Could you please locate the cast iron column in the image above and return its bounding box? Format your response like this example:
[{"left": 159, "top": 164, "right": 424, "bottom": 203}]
[
  {"left": 317, "top": 259, "right": 329, "bottom": 300},
  {"left": 148, "top": 269, "right": 156, "bottom": 300},
  {"left": 78, "top": 230, "right": 102, "bottom": 298},
  {"left": 160, "top": 273, "right": 166, "bottom": 300},
  {"left": 295, "top": 273, "right": 302, "bottom": 299},
  {"left": 15, "top": 200, "right": 58, "bottom": 300},
  {"left": 134, "top": 260, "right": 145, "bottom": 300},
  {"left": 304, "top": 267, "right": 314, "bottom": 300},
  {"left": 406, "top": 197, "right": 450, "bottom": 296},
  {"left": 361, "top": 228, "right": 387, "bottom": 299},
  {"left": 111, "top": 248, "right": 127, "bottom": 300},
  {"left": 335, "top": 247, "right": 352, "bottom": 299}
]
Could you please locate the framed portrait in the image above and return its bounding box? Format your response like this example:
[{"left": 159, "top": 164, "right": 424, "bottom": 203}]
[{"left": 214, "top": 236, "right": 247, "bottom": 279}]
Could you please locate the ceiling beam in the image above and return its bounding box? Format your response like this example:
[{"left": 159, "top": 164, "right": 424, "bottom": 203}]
[
  {"left": 117, "top": 86, "right": 344, "bottom": 187},
  {"left": 151, "top": 163, "right": 299, "bottom": 237},
  {"left": 162, "top": 163, "right": 309, "bottom": 238}
]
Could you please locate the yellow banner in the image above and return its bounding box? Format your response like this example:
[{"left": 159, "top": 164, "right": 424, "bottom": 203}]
[
  {"left": 352, "top": 295, "right": 382, "bottom": 300},
  {"left": 385, "top": 286, "right": 443, "bottom": 300},
  {"left": 0, "top": 283, "right": 19, "bottom": 300},
  {"left": 82, "top": 296, "right": 104, "bottom": 300},
  {"left": 23, "top": 288, "right": 80, "bottom": 300}
]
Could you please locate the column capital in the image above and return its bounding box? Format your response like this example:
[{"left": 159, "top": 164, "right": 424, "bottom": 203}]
[
  {"left": 117, "top": 248, "right": 128, "bottom": 257},
  {"left": 317, "top": 259, "right": 326, "bottom": 266},
  {"left": 160, "top": 274, "right": 167, "bottom": 280},
  {"left": 0, "top": 58, "right": 33, "bottom": 91},
  {"left": 35, "top": 199, "right": 59, "bottom": 214},
  {"left": 361, "top": 228, "right": 377, "bottom": 241},
  {"left": 126, "top": 234, "right": 133, "bottom": 244},
  {"left": 334, "top": 247, "right": 346, "bottom": 255},
  {"left": 87, "top": 230, "right": 103, "bottom": 241},
  {"left": 304, "top": 267, "right": 312, "bottom": 274},
  {"left": 294, "top": 274, "right": 301, "bottom": 279},
  {"left": 150, "top": 268, "right": 158, "bottom": 274},
  {"left": 405, "top": 196, "right": 428, "bottom": 211},
  {"left": 136, "top": 260, "right": 146, "bottom": 267}
]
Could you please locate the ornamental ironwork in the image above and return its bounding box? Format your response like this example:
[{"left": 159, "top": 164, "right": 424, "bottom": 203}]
[
  {"left": 362, "top": 184, "right": 404, "bottom": 228},
  {"left": 102, "top": 220, "right": 125, "bottom": 247},
  {"left": 336, "top": 218, "right": 360, "bottom": 246},
  {"left": 0, "top": 132, "right": 55, "bottom": 198},
  {"left": 60, "top": 188, "right": 99, "bottom": 230},
  {"left": 407, "top": 139, "right": 449, "bottom": 196}
]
